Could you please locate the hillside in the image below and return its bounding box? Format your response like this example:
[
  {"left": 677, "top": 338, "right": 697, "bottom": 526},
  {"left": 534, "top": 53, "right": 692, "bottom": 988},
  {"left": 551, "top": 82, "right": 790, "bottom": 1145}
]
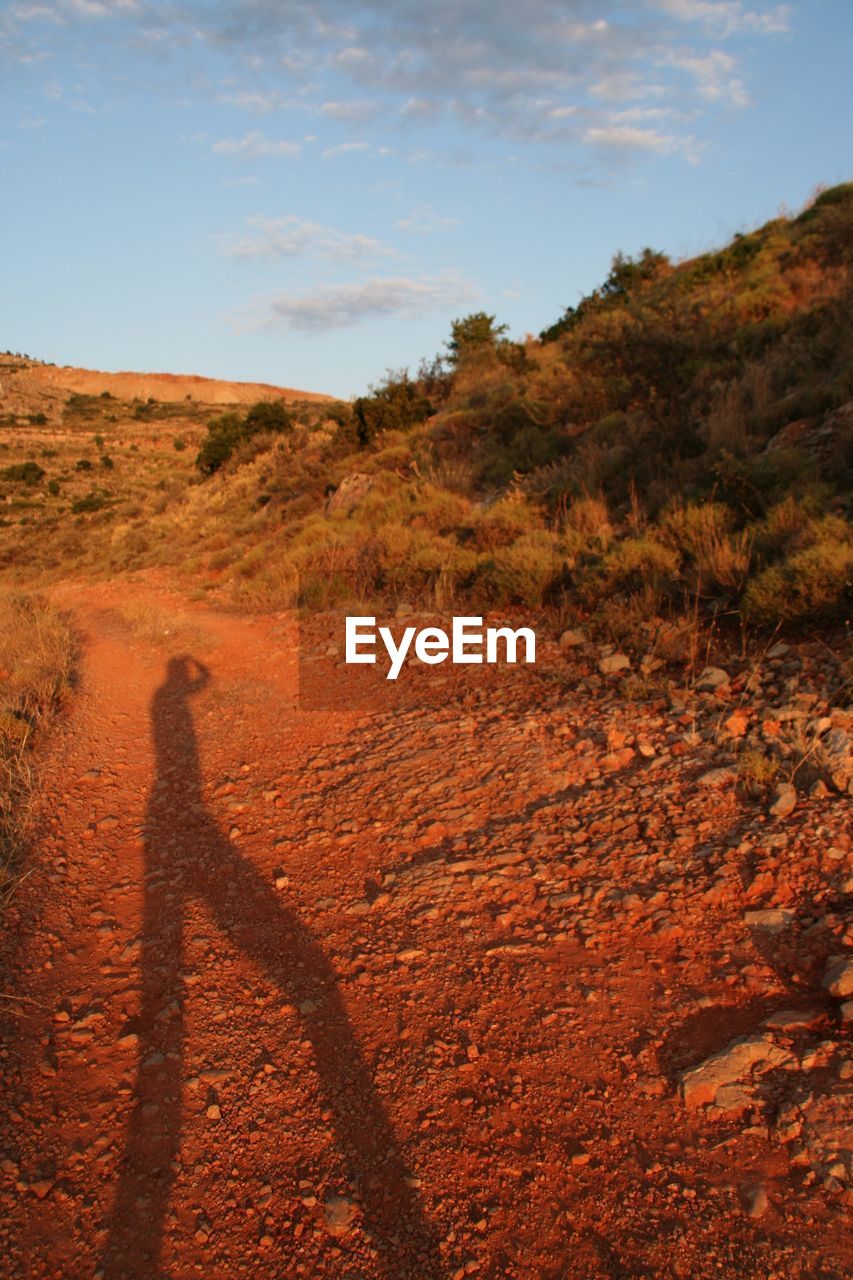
[
  {"left": 0, "top": 357, "right": 332, "bottom": 425},
  {"left": 3, "top": 184, "right": 849, "bottom": 638}
]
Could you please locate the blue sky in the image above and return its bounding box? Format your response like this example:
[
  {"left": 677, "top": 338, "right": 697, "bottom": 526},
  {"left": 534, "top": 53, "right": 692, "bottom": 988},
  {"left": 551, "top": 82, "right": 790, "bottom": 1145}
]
[{"left": 2, "top": 0, "right": 851, "bottom": 398}]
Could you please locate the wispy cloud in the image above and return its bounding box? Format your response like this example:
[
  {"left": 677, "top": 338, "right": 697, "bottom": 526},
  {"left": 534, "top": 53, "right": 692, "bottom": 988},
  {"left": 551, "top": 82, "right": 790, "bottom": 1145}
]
[
  {"left": 653, "top": 1, "right": 790, "bottom": 36},
  {"left": 229, "top": 273, "right": 477, "bottom": 333},
  {"left": 216, "top": 89, "right": 287, "bottom": 115},
  {"left": 4, "top": 0, "right": 790, "bottom": 163},
  {"left": 584, "top": 121, "right": 701, "bottom": 164},
  {"left": 664, "top": 47, "right": 750, "bottom": 107},
  {"left": 212, "top": 131, "right": 300, "bottom": 158},
  {"left": 320, "top": 98, "right": 378, "bottom": 122},
  {"left": 218, "top": 215, "right": 395, "bottom": 262},
  {"left": 395, "top": 205, "right": 457, "bottom": 234}
]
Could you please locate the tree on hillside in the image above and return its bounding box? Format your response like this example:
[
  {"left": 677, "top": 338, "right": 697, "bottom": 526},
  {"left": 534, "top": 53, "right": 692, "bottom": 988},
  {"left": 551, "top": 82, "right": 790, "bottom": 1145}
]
[{"left": 446, "top": 312, "right": 509, "bottom": 366}]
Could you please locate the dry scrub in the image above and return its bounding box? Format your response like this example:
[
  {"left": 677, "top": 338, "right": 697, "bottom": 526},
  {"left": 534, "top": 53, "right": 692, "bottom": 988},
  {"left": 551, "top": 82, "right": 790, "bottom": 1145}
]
[{"left": 0, "top": 591, "right": 73, "bottom": 903}]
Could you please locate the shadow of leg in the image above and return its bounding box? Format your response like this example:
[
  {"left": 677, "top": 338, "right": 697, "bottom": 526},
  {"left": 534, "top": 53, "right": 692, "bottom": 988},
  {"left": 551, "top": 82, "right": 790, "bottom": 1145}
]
[
  {"left": 101, "top": 841, "right": 184, "bottom": 1280},
  {"left": 197, "top": 828, "right": 445, "bottom": 1278}
]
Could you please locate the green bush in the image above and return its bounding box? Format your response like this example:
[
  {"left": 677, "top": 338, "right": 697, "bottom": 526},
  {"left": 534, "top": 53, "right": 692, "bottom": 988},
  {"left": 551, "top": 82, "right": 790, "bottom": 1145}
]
[
  {"left": 744, "top": 537, "right": 852, "bottom": 623},
  {"left": 196, "top": 401, "right": 294, "bottom": 475},
  {"left": 353, "top": 370, "right": 432, "bottom": 446}
]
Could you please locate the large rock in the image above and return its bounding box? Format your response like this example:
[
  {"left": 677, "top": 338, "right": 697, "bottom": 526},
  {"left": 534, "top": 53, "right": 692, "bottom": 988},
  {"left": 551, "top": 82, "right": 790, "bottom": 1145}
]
[
  {"left": 326, "top": 472, "right": 373, "bottom": 514},
  {"left": 680, "top": 1033, "right": 793, "bottom": 1109}
]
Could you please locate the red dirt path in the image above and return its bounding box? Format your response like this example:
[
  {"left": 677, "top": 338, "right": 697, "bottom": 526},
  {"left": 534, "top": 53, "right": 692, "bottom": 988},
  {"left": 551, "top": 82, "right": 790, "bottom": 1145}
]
[{"left": 0, "top": 581, "right": 849, "bottom": 1279}]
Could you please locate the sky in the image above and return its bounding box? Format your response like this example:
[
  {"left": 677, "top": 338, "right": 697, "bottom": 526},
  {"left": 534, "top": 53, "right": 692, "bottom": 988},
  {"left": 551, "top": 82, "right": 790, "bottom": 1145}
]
[{"left": 2, "top": 1, "right": 852, "bottom": 399}]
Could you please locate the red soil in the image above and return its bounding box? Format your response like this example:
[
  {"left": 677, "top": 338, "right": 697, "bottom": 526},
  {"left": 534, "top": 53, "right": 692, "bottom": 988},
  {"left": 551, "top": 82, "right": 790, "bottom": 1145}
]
[{"left": 0, "top": 581, "right": 850, "bottom": 1279}]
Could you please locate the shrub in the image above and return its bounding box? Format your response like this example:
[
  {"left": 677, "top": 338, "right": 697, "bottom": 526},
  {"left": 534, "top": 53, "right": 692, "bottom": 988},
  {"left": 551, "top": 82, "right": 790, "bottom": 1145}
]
[
  {"left": 744, "top": 537, "right": 852, "bottom": 623},
  {"left": 173, "top": 437, "right": 187, "bottom": 451},
  {"left": 196, "top": 401, "right": 294, "bottom": 475},
  {"left": 563, "top": 495, "right": 613, "bottom": 548},
  {"left": 1, "top": 461, "right": 45, "bottom": 485},
  {"left": 244, "top": 400, "right": 293, "bottom": 434},
  {"left": 75, "top": 458, "right": 93, "bottom": 472},
  {"left": 468, "top": 496, "right": 538, "bottom": 551},
  {"left": 353, "top": 370, "right": 432, "bottom": 446},
  {"left": 71, "top": 491, "right": 111, "bottom": 514}
]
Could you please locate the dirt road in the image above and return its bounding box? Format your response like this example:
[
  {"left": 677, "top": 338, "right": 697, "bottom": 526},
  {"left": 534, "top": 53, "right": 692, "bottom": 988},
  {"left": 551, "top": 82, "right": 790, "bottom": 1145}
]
[{"left": 1, "top": 582, "right": 849, "bottom": 1279}]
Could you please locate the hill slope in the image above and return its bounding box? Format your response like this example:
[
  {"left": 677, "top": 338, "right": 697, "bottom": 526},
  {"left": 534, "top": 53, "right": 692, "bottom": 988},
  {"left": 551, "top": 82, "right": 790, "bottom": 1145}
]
[
  {"left": 1, "top": 183, "right": 850, "bottom": 636},
  {"left": 0, "top": 357, "right": 332, "bottom": 424}
]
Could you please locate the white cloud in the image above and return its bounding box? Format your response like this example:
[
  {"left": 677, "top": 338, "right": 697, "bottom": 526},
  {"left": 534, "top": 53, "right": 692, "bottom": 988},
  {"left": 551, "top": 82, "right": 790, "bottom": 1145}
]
[
  {"left": 218, "top": 214, "right": 395, "bottom": 262},
  {"left": 212, "top": 130, "right": 300, "bottom": 157},
  {"left": 584, "top": 124, "right": 676, "bottom": 153},
  {"left": 320, "top": 139, "right": 370, "bottom": 158},
  {"left": 320, "top": 98, "right": 378, "bottom": 122},
  {"left": 229, "top": 273, "right": 477, "bottom": 332},
  {"left": 584, "top": 122, "right": 702, "bottom": 164},
  {"left": 665, "top": 48, "right": 750, "bottom": 107},
  {"left": 395, "top": 205, "right": 457, "bottom": 234},
  {"left": 217, "top": 89, "right": 286, "bottom": 114},
  {"left": 4, "top": 0, "right": 791, "bottom": 163},
  {"left": 654, "top": 1, "right": 790, "bottom": 36}
]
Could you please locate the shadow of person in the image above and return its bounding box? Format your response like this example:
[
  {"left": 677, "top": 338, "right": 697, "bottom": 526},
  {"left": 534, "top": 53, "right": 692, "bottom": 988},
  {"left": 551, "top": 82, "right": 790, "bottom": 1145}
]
[{"left": 101, "top": 656, "right": 443, "bottom": 1279}]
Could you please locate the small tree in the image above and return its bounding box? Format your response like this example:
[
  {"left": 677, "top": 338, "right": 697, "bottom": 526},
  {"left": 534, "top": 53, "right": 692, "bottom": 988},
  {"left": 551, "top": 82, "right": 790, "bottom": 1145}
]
[{"left": 446, "top": 312, "right": 509, "bottom": 366}]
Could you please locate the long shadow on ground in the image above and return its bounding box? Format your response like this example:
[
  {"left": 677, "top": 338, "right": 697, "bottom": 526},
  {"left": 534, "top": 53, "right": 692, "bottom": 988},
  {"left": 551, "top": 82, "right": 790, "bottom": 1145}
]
[{"left": 101, "top": 655, "right": 443, "bottom": 1279}]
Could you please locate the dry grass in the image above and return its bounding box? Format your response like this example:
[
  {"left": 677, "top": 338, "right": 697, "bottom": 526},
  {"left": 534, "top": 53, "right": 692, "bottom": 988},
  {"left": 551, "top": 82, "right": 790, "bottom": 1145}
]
[
  {"left": 0, "top": 591, "right": 73, "bottom": 903},
  {"left": 104, "top": 599, "right": 212, "bottom": 651}
]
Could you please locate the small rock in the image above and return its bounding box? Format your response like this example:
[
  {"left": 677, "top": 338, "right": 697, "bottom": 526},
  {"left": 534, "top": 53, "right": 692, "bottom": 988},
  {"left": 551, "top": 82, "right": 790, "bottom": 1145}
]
[
  {"left": 696, "top": 666, "right": 730, "bottom": 692},
  {"left": 743, "top": 1184, "right": 769, "bottom": 1219},
  {"left": 323, "top": 1195, "right": 356, "bottom": 1238},
  {"left": 768, "top": 784, "right": 797, "bottom": 818},
  {"left": 822, "top": 955, "right": 853, "bottom": 999},
  {"left": 699, "top": 767, "right": 738, "bottom": 788},
  {"left": 744, "top": 908, "right": 794, "bottom": 935},
  {"left": 558, "top": 629, "right": 585, "bottom": 650},
  {"left": 598, "top": 653, "right": 631, "bottom": 676},
  {"left": 762, "top": 1007, "right": 824, "bottom": 1032},
  {"left": 724, "top": 709, "right": 750, "bottom": 738},
  {"left": 206, "top": 1104, "right": 221, "bottom": 1120}
]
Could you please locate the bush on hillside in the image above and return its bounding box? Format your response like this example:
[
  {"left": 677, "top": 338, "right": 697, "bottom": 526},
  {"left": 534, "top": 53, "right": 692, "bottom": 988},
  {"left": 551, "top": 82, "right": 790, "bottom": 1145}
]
[{"left": 196, "top": 401, "right": 294, "bottom": 475}]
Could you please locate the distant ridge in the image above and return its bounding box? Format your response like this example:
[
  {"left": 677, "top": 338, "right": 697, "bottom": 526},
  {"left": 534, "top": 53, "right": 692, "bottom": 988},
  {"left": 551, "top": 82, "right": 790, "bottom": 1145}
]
[{"left": 1, "top": 358, "right": 333, "bottom": 408}]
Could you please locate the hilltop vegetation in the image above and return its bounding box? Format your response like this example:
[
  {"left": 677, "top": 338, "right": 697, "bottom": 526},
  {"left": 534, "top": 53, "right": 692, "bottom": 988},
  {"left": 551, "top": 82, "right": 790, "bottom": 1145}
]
[{"left": 1, "top": 184, "right": 851, "bottom": 646}]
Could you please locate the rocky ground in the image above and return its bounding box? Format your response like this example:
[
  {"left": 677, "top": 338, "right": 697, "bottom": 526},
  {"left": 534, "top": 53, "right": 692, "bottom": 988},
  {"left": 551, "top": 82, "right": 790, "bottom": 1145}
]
[{"left": 0, "top": 581, "right": 850, "bottom": 1279}]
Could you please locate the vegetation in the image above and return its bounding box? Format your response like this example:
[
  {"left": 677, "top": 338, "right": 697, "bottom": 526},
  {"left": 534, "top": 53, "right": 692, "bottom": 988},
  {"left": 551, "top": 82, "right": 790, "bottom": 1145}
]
[
  {"left": 196, "top": 400, "right": 294, "bottom": 474},
  {"left": 0, "top": 184, "right": 850, "bottom": 644},
  {"left": 0, "top": 592, "right": 73, "bottom": 902}
]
